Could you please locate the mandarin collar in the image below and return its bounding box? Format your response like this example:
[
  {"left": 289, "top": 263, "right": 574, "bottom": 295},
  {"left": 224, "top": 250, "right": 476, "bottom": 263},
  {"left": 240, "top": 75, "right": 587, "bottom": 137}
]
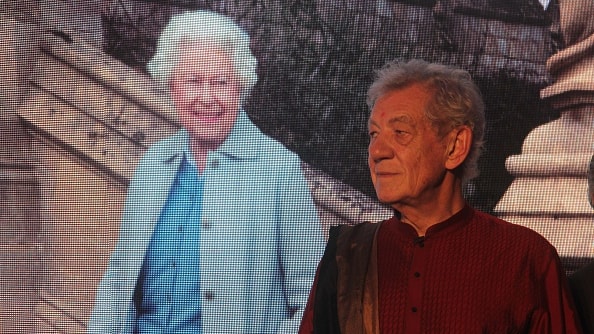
[{"left": 393, "top": 204, "right": 474, "bottom": 240}]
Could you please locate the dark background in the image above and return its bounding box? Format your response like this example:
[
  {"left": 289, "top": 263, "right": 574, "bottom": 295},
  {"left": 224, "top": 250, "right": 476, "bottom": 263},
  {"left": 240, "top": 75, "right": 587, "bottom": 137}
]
[{"left": 100, "top": 0, "right": 562, "bottom": 213}]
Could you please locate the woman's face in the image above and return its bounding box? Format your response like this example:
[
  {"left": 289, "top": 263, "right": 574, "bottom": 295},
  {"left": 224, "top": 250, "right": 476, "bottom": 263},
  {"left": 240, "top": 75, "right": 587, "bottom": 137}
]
[{"left": 169, "top": 41, "right": 242, "bottom": 150}]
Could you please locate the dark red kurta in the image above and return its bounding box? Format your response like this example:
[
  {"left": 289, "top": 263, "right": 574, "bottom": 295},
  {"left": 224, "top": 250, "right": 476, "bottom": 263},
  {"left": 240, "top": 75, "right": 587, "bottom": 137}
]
[
  {"left": 300, "top": 205, "right": 583, "bottom": 334},
  {"left": 377, "top": 205, "right": 582, "bottom": 333}
]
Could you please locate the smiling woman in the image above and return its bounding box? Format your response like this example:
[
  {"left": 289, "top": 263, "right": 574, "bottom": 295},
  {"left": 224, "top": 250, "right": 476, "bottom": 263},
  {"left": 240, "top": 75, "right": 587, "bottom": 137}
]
[
  {"left": 169, "top": 42, "right": 242, "bottom": 169},
  {"left": 87, "top": 10, "right": 325, "bottom": 334}
]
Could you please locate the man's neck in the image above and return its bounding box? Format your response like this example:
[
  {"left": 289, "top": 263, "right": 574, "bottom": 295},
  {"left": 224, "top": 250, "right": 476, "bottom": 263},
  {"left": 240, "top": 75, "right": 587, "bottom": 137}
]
[{"left": 394, "top": 186, "right": 466, "bottom": 236}]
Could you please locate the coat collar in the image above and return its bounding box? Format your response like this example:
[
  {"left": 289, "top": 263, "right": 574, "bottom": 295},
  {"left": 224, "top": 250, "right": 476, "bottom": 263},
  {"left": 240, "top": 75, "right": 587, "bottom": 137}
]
[{"left": 216, "top": 110, "right": 262, "bottom": 160}]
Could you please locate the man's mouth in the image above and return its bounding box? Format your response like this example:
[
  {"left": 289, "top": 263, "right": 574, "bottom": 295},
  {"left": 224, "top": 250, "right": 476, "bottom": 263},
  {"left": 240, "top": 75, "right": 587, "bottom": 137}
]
[{"left": 374, "top": 169, "right": 398, "bottom": 176}]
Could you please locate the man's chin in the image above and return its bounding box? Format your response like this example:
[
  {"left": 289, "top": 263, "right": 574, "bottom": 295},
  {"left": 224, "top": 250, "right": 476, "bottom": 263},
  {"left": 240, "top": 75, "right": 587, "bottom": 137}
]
[{"left": 376, "top": 194, "right": 398, "bottom": 205}]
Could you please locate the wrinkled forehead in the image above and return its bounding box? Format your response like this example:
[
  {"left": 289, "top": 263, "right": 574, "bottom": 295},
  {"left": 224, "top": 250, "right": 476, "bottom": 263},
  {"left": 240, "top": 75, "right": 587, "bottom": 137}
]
[
  {"left": 369, "top": 85, "right": 430, "bottom": 119},
  {"left": 368, "top": 112, "right": 415, "bottom": 128}
]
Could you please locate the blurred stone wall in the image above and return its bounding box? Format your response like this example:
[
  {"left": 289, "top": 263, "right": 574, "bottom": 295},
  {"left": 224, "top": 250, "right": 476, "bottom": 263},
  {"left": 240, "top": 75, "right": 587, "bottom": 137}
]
[
  {"left": 0, "top": 1, "right": 118, "bottom": 331},
  {"left": 0, "top": 2, "right": 42, "bottom": 332}
]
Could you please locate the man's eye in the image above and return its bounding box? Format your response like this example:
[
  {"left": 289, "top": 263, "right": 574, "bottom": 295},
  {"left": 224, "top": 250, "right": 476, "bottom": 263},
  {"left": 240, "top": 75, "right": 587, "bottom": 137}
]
[{"left": 368, "top": 131, "right": 378, "bottom": 139}]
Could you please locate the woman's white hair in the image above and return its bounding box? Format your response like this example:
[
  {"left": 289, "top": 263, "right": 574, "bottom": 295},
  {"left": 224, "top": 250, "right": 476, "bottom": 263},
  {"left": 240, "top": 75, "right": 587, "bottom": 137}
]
[{"left": 146, "top": 10, "right": 258, "bottom": 101}]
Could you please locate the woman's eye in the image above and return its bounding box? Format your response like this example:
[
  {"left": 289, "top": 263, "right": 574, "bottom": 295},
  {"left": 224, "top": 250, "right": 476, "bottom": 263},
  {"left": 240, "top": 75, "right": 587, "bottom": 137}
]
[
  {"left": 212, "top": 78, "right": 228, "bottom": 86},
  {"left": 184, "top": 77, "right": 202, "bottom": 86}
]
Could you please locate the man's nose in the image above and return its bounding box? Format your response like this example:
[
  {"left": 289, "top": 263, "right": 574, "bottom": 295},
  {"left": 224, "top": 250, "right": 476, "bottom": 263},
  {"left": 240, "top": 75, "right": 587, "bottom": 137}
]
[{"left": 369, "top": 135, "right": 393, "bottom": 162}]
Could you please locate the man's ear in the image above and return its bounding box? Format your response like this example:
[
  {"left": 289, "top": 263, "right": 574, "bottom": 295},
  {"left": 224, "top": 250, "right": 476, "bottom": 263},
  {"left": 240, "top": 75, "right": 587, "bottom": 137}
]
[{"left": 445, "top": 125, "right": 472, "bottom": 170}]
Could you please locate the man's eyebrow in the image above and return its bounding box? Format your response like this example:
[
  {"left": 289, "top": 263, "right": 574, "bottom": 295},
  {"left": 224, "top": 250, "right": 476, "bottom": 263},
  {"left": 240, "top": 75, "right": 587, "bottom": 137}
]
[
  {"left": 388, "top": 115, "right": 413, "bottom": 124},
  {"left": 368, "top": 115, "right": 414, "bottom": 128}
]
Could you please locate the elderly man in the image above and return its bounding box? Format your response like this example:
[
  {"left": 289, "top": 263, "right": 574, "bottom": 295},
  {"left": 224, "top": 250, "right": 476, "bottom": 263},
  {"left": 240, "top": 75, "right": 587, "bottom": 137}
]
[
  {"left": 299, "top": 59, "right": 583, "bottom": 333},
  {"left": 88, "top": 10, "right": 324, "bottom": 333}
]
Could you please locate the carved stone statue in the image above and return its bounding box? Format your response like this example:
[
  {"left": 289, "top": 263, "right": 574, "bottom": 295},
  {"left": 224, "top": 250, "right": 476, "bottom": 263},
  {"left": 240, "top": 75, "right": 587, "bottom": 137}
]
[
  {"left": 495, "top": 0, "right": 594, "bottom": 271},
  {"left": 529, "top": 0, "right": 594, "bottom": 154}
]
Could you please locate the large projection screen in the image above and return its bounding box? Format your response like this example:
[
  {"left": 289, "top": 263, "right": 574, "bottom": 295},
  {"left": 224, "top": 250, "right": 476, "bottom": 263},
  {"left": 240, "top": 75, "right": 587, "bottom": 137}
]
[{"left": 1, "top": 0, "right": 593, "bottom": 332}]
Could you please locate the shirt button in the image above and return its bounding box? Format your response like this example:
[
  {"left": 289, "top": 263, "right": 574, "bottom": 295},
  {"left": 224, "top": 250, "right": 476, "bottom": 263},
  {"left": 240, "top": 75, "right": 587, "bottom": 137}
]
[
  {"left": 411, "top": 307, "right": 418, "bottom": 313},
  {"left": 414, "top": 272, "right": 421, "bottom": 278},
  {"left": 178, "top": 225, "right": 183, "bottom": 232},
  {"left": 171, "top": 260, "right": 176, "bottom": 268},
  {"left": 210, "top": 159, "right": 219, "bottom": 168},
  {"left": 204, "top": 291, "right": 215, "bottom": 300},
  {"left": 202, "top": 220, "right": 211, "bottom": 229}
]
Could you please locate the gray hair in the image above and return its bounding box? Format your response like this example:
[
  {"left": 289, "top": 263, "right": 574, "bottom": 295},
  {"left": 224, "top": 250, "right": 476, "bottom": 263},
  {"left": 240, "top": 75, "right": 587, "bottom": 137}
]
[
  {"left": 367, "top": 59, "right": 485, "bottom": 183},
  {"left": 146, "top": 10, "right": 258, "bottom": 101}
]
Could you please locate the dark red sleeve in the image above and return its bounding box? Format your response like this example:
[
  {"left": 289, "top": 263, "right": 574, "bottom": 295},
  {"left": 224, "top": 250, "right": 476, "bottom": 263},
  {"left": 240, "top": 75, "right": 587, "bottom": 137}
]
[
  {"left": 529, "top": 249, "right": 584, "bottom": 334},
  {"left": 298, "top": 265, "right": 320, "bottom": 334}
]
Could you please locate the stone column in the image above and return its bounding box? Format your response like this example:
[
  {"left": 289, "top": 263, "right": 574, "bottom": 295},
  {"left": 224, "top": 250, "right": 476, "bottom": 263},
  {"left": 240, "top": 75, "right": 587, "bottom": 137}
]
[
  {"left": 494, "top": 0, "right": 594, "bottom": 272},
  {"left": 0, "top": 2, "right": 41, "bottom": 109},
  {"left": 0, "top": 1, "right": 42, "bottom": 332}
]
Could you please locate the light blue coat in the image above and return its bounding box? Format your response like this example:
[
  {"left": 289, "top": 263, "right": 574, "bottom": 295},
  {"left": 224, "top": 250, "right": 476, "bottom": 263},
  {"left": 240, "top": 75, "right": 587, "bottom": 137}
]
[{"left": 88, "top": 112, "right": 325, "bottom": 333}]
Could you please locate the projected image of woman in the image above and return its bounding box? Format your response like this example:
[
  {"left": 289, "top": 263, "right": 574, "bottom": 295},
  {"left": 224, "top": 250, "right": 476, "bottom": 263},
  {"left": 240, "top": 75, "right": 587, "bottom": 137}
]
[{"left": 87, "top": 10, "right": 324, "bottom": 334}]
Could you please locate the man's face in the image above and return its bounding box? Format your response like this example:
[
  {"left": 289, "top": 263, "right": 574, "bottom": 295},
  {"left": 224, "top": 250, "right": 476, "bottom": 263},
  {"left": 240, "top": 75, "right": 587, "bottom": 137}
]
[
  {"left": 169, "top": 41, "right": 241, "bottom": 149},
  {"left": 368, "top": 83, "right": 450, "bottom": 207}
]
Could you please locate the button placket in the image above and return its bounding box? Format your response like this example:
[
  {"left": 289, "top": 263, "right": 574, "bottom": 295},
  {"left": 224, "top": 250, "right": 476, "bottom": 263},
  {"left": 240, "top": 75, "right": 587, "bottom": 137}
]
[
  {"left": 406, "top": 236, "right": 428, "bottom": 331},
  {"left": 204, "top": 291, "right": 215, "bottom": 301}
]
